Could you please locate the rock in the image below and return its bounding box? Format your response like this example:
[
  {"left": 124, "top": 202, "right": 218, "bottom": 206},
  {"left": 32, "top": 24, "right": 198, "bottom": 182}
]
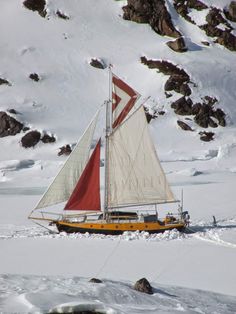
[
  {"left": 171, "top": 97, "right": 193, "bottom": 115},
  {"left": 166, "top": 37, "right": 188, "bottom": 53},
  {"left": 0, "top": 78, "right": 11, "bottom": 86},
  {"left": 212, "top": 108, "right": 226, "bottom": 126},
  {"left": 41, "top": 133, "right": 56, "bottom": 143},
  {"left": 29, "top": 73, "right": 40, "bottom": 81},
  {"left": 165, "top": 74, "right": 191, "bottom": 96},
  {"left": 123, "top": 0, "right": 181, "bottom": 38},
  {"left": 144, "top": 108, "right": 158, "bottom": 123},
  {"left": 199, "top": 131, "right": 214, "bottom": 141},
  {"left": 141, "top": 57, "right": 189, "bottom": 79},
  {"left": 173, "top": 0, "right": 207, "bottom": 24},
  {"left": 216, "top": 31, "right": 236, "bottom": 51},
  {"left": 58, "top": 144, "right": 72, "bottom": 156},
  {"left": 21, "top": 130, "right": 41, "bottom": 148},
  {"left": 203, "top": 96, "right": 218, "bottom": 106},
  {"left": 23, "top": 0, "right": 47, "bottom": 18},
  {"left": 7, "top": 109, "right": 18, "bottom": 114},
  {"left": 134, "top": 278, "right": 153, "bottom": 294},
  {"left": 90, "top": 58, "right": 107, "bottom": 69},
  {"left": 56, "top": 10, "right": 70, "bottom": 20},
  {"left": 177, "top": 120, "right": 193, "bottom": 131},
  {"left": 201, "top": 41, "right": 210, "bottom": 46},
  {"left": 225, "top": 1, "right": 236, "bottom": 22},
  {"left": 89, "top": 278, "right": 103, "bottom": 283},
  {"left": 0, "top": 112, "right": 24, "bottom": 137}
]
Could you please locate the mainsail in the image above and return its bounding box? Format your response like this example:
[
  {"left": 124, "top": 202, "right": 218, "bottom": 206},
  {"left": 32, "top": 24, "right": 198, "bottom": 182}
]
[
  {"left": 107, "top": 106, "right": 176, "bottom": 208},
  {"left": 33, "top": 112, "right": 99, "bottom": 210}
]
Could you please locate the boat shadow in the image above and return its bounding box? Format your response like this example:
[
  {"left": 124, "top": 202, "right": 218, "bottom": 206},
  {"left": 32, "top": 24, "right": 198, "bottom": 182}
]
[{"left": 184, "top": 224, "right": 236, "bottom": 234}]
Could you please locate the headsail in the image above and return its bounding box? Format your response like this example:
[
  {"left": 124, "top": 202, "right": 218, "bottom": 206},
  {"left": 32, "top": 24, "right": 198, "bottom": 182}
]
[
  {"left": 65, "top": 139, "right": 101, "bottom": 211},
  {"left": 108, "top": 106, "right": 176, "bottom": 208},
  {"left": 33, "top": 111, "right": 99, "bottom": 211},
  {"left": 112, "top": 74, "right": 140, "bottom": 129}
]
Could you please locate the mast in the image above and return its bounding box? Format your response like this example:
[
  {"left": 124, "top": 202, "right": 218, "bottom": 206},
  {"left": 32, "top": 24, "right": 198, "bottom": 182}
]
[{"left": 103, "top": 65, "right": 112, "bottom": 219}]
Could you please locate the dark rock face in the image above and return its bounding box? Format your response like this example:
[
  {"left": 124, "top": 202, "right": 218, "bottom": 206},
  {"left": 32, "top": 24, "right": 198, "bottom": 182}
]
[
  {"left": 141, "top": 57, "right": 189, "bottom": 78},
  {"left": 199, "top": 131, "right": 214, "bottom": 141},
  {"left": 171, "top": 97, "right": 193, "bottom": 115},
  {"left": 0, "top": 112, "right": 24, "bottom": 137},
  {"left": 123, "top": 0, "right": 181, "bottom": 38},
  {"left": 166, "top": 37, "right": 188, "bottom": 52},
  {"left": 216, "top": 31, "right": 236, "bottom": 51},
  {"left": 29, "top": 73, "right": 40, "bottom": 82},
  {"left": 23, "top": 0, "right": 47, "bottom": 18},
  {"left": 134, "top": 278, "right": 153, "bottom": 294},
  {"left": 177, "top": 120, "right": 193, "bottom": 131},
  {"left": 225, "top": 1, "right": 236, "bottom": 22},
  {"left": 41, "top": 134, "right": 56, "bottom": 143},
  {"left": 89, "top": 278, "right": 103, "bottom": 283},
  {"left": 90, "top": 58, "right": 107, "bottom": 69},
  {"left": 0, "top": 78, "right": 11, "bottom": 86},
  {"left": 174, "top": 0, "right": 207, "bottom": 24},
  {"left": 58, "top": 144, "right": 72, "bottom": 156},
  {"left": 56, "top": 10, "right": 70, "bottom": 20},
  {"left": 165, "top": 74, "right": 191, "bottom": 96},
  {"left": 21, "top": 130, "right": 41, "bottom": 148}
]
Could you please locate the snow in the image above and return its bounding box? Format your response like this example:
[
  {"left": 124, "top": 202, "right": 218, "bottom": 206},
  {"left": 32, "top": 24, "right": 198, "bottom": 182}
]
[{"left": 0, "top": 0, "right": 236, "bottom": 312}]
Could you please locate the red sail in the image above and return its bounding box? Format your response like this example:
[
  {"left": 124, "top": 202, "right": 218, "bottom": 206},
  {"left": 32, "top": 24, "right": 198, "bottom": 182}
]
[
  {"left": 64, "top": 139, "right": 101, "bottom": 211},
  {"left": 112, "top": 74, "right": 140, "bottom": 129}
]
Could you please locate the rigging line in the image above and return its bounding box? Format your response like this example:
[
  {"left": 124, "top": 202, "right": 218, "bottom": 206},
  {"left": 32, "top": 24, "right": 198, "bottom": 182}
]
[
  {"left": 30, "top": 219, "right": 59, "bottom": 234},
  {"left": 94, "top": 237, "right": 121, "bottom": 278}
]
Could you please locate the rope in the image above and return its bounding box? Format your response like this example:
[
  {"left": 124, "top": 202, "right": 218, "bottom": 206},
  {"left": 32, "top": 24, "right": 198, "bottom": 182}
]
[{"left": 94, "top": 236, "right": 121, "bottom": 278}]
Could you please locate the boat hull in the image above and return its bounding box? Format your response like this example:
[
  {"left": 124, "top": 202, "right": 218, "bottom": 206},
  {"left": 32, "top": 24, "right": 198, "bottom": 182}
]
[{"left": 55, "top": 220, "right": 186, "bottom": 235}]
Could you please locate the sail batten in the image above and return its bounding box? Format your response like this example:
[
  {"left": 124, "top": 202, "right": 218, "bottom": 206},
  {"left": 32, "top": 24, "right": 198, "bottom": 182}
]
[
  {"left": 107, "top": 106, "right": 175, "bottom": 208},
  {"left": 34, "top": 111, "right": 99, "bottom": 210}
]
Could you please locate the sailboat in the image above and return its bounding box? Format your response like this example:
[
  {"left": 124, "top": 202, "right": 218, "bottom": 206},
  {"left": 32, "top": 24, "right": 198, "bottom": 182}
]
[{"left": 29, "top": 71, "right": 190, "bottom": 235}]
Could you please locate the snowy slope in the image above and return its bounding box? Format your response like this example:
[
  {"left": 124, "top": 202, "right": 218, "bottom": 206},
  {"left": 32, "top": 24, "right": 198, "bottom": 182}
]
[{"left": 0, "top": 0, "right": 236, "bottom": 312}]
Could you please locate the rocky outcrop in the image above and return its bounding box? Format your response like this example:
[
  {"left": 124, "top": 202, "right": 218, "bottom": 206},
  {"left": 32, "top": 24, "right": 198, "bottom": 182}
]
[
  {"left": 0, "top": 78, "right": 11, "bottom": 86},
  {"left": 173, "top": 0, "right": 208, "bottom": 24},
  {"left": 216, "top": 31, "right": 236, "bottom": 52},
  {"left": 21, "top": 130, "right": 41, "bottom": 148},
  {"left": 90, "top": 58, "right": 107, "bottom": 69},
  {"left": 89, "top": 278, "right": 103, "bottom": 283},
  {"left": 29, "top": 73, "right": 40, "bottom": 81},
  {"left": 0, "top": 112, "right": 24, "bottom": 137},
  {"left": 41, "top": 133, "right": 56, "bottom": 143},
  {"left": 171, "top": 97, "right": 193, "bottom": 115},
  {"left": 165, "top": 74, "right": 191, "bottom": 96},
  {"left": 224, "top": 1, "right": 236, "bottom": 22},
  {"left": 56, "top": 10, "right": 70, "bottom": 20},
  {"left": 177, "top": 120, "right": 193, "bottom": 131},
  {"left": 23, "top": 0, "right": 47, "bottom": 18},
  {"left": 199, "top": 131, "right": 214, "bottom": 142},
  {"left": 166, "top": 37, "right": 188, "bottom": 52},
  {"left": 134, "top": 278, "right": 153, "bottom": 294},
  {"left": 123, "top": 0, "right": 182, "bottom": 38},
  {"left": 58, "top": 144, "right": 72, "bottom": 156}
]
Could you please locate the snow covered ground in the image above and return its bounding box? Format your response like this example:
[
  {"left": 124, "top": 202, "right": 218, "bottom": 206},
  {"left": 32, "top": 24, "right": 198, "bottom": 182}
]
[{"left": 0, "top": 0, "right": 236, "bottom": 312}]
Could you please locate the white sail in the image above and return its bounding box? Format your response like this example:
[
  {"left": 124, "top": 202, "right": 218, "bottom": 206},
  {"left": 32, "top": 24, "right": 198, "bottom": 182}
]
[
  {"left": 108, "top": 106, "right": 175, "bottom": 208},
  {"left": 34, "top": 112, "right": 99, "bottom": 210}
]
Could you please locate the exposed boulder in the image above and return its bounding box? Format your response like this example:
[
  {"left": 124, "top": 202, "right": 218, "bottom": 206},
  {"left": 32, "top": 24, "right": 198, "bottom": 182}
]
[
  {"left": 56, "top": 10, "right": 70, "bottom": 20},
  {"left": 166, "top": 37, "right": 188, "bottom": 52},
  {"left": 123, "top": 0, "right": 181, "bottom": 38},
  {"left": 216, "top": 31, "right": 236, "bottom": 51},
  {"left": 199, "top": 131, "right": 214, "bottom": 141},
  {"left": 0, "top": 112, "right": 24, "bottom": 137},
  {"left": 224, "top": 1, "right": 236, "bottom": 22},
  {"left": 23, "top": 0, "right": 47, "bottom": 18},
  {"left": 29, "top": 73, "right": 40, "bottom": 82},
  {"left": 165, "top": 74, "right": 191, "bottom": 96},
  {"left": 21, "top": 130, "right": 41, "bottom": 148},
  {"left": 173, "top": 0, "right": 208, "bottom": 24},
  {"left": 58, "top": 144, "right": 72, "bottom": 156},
  {"left": 0, "top": 78, "right": 11, "bottom": 86},
  {"left": 134, "top": 278, "right": 153, "bottom": 294},
  {"left": 212, "top": 108, "right": 226, "bottom": 127},
  {"left": 41, "top": 133, "right": 56, "bottom": 143},
  {"left": 171, "top": 97, "right": 193, "bottom": 115},
  {"left": 89, "top": 278, "right": 103, "bottom": 283},
  {"left": 90, "top": 58, "right": 107, "bottom": 69},
  {"left": 177, "top": 120, "right": 193, "bottom": 131}
]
